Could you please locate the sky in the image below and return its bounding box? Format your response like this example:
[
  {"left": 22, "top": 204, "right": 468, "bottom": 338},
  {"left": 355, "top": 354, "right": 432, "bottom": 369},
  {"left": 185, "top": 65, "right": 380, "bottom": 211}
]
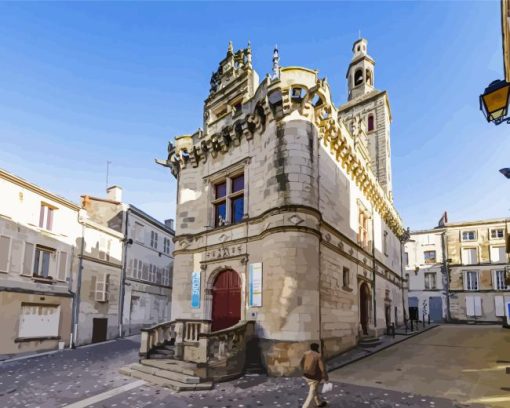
[{"left": 0, "top": 1, "right": 508, "bottom": 230}]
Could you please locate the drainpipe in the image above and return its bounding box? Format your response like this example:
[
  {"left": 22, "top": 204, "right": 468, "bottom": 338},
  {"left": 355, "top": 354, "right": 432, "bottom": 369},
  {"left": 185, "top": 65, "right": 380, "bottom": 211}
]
[
  {"left": 371, "top": 208, "right": 377, "bottom": 335},
  {"left": 119, "top": 207, "right": 131, "bottom": 338},
  {"left": 317, "top": 127, "right": 323, "bottom": 353},
  {"left": 400, "top": 240, "right": 405, "bottom": 325},
  {"left": 441, "top": 230, "right": 452, "bottom": 321},
  {"left": 73, "top": 221, "right": 86, "bottom": 348}
]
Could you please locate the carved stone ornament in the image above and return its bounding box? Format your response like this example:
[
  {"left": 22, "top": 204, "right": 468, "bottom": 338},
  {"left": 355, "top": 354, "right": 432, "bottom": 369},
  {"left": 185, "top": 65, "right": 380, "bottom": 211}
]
[{"left": 288, "top": 214, "right": 304, "bottom": 226}]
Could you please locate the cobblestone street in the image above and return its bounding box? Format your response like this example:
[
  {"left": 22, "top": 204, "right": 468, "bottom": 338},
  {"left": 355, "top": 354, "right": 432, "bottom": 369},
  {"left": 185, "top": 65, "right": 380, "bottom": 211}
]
[{"left": 0, "top": 334, "right": 487, "bottom": 408}]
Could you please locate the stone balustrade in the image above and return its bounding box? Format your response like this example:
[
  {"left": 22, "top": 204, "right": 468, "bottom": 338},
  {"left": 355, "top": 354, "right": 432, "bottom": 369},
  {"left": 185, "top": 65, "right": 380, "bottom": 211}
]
[{"left": 139, "top": 319, "right": 258, "bottom": 382}]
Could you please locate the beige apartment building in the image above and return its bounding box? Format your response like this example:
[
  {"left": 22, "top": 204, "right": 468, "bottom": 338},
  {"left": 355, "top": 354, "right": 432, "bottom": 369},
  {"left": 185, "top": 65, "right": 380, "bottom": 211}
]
[
  {"left": 160, "top": 39, "right": 407, "bottom": 376},
  {"left": 0, "top": 169, "right": 174, "bottom": 358},
  {"left": 0, "top": 169, "right": 79, "bottom": 356},
  {"left": 446, "top": 218, "right": 510, "bottom": 323}
]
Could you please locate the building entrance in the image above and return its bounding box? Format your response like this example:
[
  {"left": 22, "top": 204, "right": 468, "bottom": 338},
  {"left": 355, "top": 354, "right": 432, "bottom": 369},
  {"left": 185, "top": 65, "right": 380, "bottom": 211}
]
[{"left": 211, "top": 269, "right": 241, "bottom": 332}]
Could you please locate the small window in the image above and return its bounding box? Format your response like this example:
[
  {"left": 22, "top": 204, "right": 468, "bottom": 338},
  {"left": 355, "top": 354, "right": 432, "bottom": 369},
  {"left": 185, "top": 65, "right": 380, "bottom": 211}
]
[
  {"left": 462, "top": 248, "right": 478, "bottom": 265},
  {"left": 212, "top": 173, "right": 245, "bottom": 227},
  {"left": 366, "top": 69, "right": 373, "bottom": 86},
  {"left": 215, "top": 182, "right": 227, "bottom": 199},
  {"left": 342, "top": 267, "right": 350, "bottom": 289},
  {"left": 150, "top": 231, "right": 158, "bottom": 249},
  {"left": 424, "top": 272, "right": 436, "bottom": 290},
  {"left": 462, "top": 231, "right": 477, "bottom": 241},
  {"left": 464, "top": 271, "right": 479, "bottom": 291},
  {"left": 367, "top": 114, "right": 374, "bottom": 132},
  {"left": 354, "top": 69, "right": 364, "bottom": 86},
  {"left": 404, "top": 252, "right": 409, "bottom": 266},
  {"left": 493, "top": 270, "right": 507, "bottom": 290},
  {"left": 33, "top": 246, "right": 54, "bottom": 278},
  {"left": 383, "top": 231, "right": 388, "bottom": 256},
  {"left": 39, "top": 204, "right": 54, "bottom": 231},
  {"left": 424, "top": 250, "right": 436, "bottom": 264},
  {"left": 490, "top": 228, "right": 505, "bottom": 239},
  {"left": 490, "top": 246, "right": 506, "bottom": 263}
]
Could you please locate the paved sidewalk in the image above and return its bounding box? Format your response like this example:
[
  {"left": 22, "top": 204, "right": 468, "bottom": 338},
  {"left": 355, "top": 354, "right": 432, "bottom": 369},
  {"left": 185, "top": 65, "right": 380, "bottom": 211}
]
[{"left": 327, "top": 324, "right": 439, "bottom": 371}]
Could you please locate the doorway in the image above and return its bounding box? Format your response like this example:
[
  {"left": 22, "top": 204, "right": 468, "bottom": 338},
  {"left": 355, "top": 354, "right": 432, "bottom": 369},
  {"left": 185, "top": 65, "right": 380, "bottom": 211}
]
[
  {"left": 92, "top": 318, "right": 108, "bottom": 343},
  {"left": 429, "top": 297, "right": 443, "bottom": 322},
  {"left": 359, "top": 282, "right": 371, "bottom": 335},
  {"left": 211, "top": 269, "right": 241, "bottom": 332}
]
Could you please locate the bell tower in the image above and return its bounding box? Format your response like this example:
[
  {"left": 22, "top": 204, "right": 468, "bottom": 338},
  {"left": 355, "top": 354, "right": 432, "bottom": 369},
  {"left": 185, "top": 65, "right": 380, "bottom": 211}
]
[{"left": 346, "top": 38, "right": 375, "bottom": 101}]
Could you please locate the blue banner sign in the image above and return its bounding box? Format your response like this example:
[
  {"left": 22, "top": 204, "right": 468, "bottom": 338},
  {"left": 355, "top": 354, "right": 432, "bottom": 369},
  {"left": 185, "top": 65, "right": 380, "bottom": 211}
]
[{"left": 191, "top": 271, "right": 201, "bottom": 309}]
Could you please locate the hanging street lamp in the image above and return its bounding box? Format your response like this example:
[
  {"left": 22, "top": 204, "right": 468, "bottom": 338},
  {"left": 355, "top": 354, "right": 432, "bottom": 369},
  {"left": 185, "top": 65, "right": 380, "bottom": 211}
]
[
  {"left": 499, "top": 167, "right": 510, "bottom": 178},
  {"left": 479, "top": 79, "right": 510, "bottom": 125}
]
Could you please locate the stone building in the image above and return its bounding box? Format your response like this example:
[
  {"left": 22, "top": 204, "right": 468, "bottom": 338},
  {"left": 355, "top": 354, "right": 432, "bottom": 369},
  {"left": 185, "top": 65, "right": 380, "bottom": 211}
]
[
  {"left": 445, "top": 218, "right": 509, "bottom": 323},
  {"left": 0, "top": 168, "right": 79, "bottom": 357},
  {"left": 404, "top": 228, "right": 448, "bottom": 322},
  {"left": 82, "top": 186, "right": 174, "bottom": 336},
  {"left": 160, "top": 40, "right": 407, "bottom": 376},
  {"left": 73, "top": 214, "right": 124, "bottom": 345},
  {"left": 0, "top": 168, "right": 174, "bottom": 357}
]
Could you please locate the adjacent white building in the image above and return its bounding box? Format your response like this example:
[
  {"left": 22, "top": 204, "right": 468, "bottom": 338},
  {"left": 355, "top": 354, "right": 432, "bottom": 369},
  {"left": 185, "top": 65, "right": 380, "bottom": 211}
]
[
  {"left": 82, "top": 186, "right": 175, "bottom": 336},
  {"left": 404, "top": 228, "right": 448, "bottom": 322}
]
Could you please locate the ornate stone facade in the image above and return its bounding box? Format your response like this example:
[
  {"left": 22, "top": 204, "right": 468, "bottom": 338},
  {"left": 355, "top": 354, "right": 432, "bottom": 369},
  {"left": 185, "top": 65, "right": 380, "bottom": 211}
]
[{"left": 160, "top": 40, "right": 407, "bottom": 376}]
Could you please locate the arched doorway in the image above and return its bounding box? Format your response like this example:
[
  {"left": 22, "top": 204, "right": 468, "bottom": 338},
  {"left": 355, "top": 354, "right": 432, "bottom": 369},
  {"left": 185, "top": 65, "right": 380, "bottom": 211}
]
[
  {"left": 359, "top": 282, "right": 371, "bottom": 335},
  {"left": 211, "top": 269, "right": 241, "bottom": 332}
]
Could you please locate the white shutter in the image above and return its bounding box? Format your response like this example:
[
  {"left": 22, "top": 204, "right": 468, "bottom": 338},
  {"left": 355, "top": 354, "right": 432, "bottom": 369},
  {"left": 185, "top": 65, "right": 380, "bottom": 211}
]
[
  {"left": 466, "top": 296, "right": 475, "bottom": 316},
  {"left": 18, "top": 304, "right": 60, "bottom": 338},
  {"left": 495, "top": 296, "right": 505, "bottom": 317},
  {"left": 491, "top": 246, "right": 505, "bottom": 263},
  {"left": 474, "top": 296, "right": 482, "bottom": 316},
  {"left": 22, "top": 242, "right": 34, "bottom": 275},
  {"left": 0, "top": 236, "right": 11, "bottom": 272},
  {"left": 463, "top": 271, "right": 468, "bottom": 291},
  {"left": 58, "top": 252, "right": 67, "bottom": 281}
]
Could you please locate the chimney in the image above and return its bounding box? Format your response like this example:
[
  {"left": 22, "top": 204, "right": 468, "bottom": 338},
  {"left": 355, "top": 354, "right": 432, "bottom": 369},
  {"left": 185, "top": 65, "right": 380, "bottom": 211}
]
[
  {"left": 165, "top": 219, "right": 174, "bottom": 231},
  {"left": 106, "top": 185, "right": 123, "bottom": 202}
]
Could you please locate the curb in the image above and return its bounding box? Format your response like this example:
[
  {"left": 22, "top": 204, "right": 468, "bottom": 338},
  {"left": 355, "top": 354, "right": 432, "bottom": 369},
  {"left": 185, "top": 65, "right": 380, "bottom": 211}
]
[{"left": 327, "top": 325, "right": 439, "bottom": 372}]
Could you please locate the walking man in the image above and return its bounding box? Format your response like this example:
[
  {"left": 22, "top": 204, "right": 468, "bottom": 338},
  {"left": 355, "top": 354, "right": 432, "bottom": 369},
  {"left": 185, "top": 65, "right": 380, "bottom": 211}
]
[{"left": 300, "top": 342, "right": 329, "bottom": 407}]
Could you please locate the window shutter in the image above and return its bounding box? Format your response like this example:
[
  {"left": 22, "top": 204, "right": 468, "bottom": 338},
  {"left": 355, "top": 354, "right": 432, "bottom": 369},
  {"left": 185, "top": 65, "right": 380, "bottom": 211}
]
[
  {"left": 22, "top": 242, "right": 34, "bottom": 276},
  {"left": 58, "top": 252, "right": 67, "bottom": 281},
  {"left": 9, "top": 239, "right": 23, "bottom": 274},
  {"left": 0, "top": 236, "right": 11, "bottom": 272},
  {"left": 466, "top": 296, "right": 475, "bottom": 316},
  {"left": 474, "top": 296, "right": 482, "bottom": 316},
  {"left": 495, "top": 296, "right": 505, "bottom": 317},
  {"left": 463, "top": 271, "right": 468, "bottom": 291},
  {"left": 89, "top": 275, "right": 97, "bottom": 299}
]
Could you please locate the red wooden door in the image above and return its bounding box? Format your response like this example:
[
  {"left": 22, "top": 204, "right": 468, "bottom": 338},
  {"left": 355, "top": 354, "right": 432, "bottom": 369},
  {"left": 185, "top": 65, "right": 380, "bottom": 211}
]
[{"left": 211, "top": 270, "right": 241, "bottom": 332}]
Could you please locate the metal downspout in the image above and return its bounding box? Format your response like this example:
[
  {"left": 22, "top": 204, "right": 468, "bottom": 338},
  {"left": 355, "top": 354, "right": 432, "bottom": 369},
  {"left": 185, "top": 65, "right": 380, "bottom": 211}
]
[{"left": 119, "top": 208, "right": 130, "bottom": 338}]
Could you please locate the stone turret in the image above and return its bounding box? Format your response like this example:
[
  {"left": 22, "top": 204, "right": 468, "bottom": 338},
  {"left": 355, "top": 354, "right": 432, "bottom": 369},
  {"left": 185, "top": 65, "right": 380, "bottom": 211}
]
[{"left": 346, "top": 38, "right": 375, "bottom": 101}]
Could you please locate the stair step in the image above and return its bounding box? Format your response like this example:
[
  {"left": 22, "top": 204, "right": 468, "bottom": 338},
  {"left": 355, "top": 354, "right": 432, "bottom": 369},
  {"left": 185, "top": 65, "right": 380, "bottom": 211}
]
[
  {"left": 140, "top": 359, "right": 197, "bottom": 377},
  {"left": 153, "top": 348, "right": 174, "bottom": 356},
  {"left": 120, "top": 366, "right": 213, "bottom": 391},
  {"left": 131, "top": 363, "right": 200, "bottom": 384}
]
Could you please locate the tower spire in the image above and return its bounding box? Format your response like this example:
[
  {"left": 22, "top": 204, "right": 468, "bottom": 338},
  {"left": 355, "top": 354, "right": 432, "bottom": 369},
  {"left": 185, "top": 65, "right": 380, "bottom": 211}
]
[{"left": 272, "top": 44, "right": 280, "bottom": 80}]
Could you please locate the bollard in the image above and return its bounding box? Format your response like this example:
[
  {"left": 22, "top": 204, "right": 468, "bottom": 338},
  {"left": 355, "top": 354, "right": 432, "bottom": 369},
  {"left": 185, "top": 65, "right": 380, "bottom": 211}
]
[
  {"left": 410, "top": 319, "right": 414, "bottom": 332},
  {"left": 392, "top": 323, "right": 395, "bottom": 338}
]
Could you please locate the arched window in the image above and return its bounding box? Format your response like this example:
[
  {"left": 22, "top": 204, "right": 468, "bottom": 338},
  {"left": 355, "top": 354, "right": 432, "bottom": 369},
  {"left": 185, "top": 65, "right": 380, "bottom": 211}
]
[
  {"left": 367, "top": 114, "right": 374, "bottom": 131},
  {"left": 366, "top": 69, "right": 373, "bottom": 86},
  {"left": 354, "top": 69, "right": 364, "bottom": 86}
]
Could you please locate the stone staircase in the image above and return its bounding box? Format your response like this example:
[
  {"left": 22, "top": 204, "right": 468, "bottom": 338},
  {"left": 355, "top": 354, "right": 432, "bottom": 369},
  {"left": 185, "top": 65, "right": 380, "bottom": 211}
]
[
  {"left": 358, "top": 336, "right": 382, "bottom": 348},
  {"left": 120, "top": 358, "right": 214, "bottom": 391}
]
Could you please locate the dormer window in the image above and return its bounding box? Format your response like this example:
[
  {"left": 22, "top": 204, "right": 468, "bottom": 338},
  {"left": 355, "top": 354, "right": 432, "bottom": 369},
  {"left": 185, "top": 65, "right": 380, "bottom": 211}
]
[{"left": 39, "top": 203, "right": 55, "bottom": 231}]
